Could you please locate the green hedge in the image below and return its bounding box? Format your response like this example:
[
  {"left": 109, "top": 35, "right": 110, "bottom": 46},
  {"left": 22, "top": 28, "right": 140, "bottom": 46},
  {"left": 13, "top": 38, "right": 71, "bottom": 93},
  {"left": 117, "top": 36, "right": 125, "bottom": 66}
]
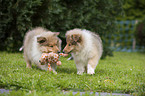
[
  {"left": 0, "top": 0, "right": 123, "bottom": 58},
  {"left": 117, "top": 0, "right": 145, "bottom": 20}
]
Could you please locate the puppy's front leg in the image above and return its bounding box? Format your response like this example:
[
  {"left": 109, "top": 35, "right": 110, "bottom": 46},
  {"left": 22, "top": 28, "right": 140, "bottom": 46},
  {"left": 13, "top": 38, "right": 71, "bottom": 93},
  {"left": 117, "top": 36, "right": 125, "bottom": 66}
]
[
  {"left": 24, "top": 55, "right": 32, "bottom": 68},
  {"left": 87, "top": 56, "right": 99, "bottom": 74},
  {"left": 51, "top": 63, "right": 57, "bottom": 74},
  {"left": 76, "top": 63, "right": 85, "bottom": 75},
  {"left": 87, "top": 64, "right": 95, "bottom": 74}
]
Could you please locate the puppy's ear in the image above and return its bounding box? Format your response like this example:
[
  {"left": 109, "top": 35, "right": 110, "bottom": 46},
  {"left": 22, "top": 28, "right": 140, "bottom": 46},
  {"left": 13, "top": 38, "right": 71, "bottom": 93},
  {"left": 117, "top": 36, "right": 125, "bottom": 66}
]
[
  {"left": 73, "top": 34, "right": 82, "bottom": 43},
  {"left": 37, "top": 37, "right": 47, "bottom": 44},
  {"left": 53, "top": 32, "right": 60, "bottom": 36}
]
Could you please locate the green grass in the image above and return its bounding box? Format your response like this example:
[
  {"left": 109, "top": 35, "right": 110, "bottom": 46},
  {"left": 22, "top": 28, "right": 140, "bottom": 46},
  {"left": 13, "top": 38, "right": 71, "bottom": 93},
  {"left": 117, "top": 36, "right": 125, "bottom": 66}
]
[{"left": 0, "top": 52, "right": 145, "bottom": 96}]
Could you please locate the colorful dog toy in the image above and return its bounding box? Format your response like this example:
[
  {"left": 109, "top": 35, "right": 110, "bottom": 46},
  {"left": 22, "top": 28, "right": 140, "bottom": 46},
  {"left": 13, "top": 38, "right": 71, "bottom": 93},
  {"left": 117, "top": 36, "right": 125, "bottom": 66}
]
[{"left": 39, "top": 52, "right": 68, "bottom": 71}]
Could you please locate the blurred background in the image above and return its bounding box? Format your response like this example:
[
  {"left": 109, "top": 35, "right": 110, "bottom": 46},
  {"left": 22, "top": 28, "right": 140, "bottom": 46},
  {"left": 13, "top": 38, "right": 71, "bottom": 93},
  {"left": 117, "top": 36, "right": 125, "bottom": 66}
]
[{"left": 0, "top": 0, "right": 145, "bottom": 58}]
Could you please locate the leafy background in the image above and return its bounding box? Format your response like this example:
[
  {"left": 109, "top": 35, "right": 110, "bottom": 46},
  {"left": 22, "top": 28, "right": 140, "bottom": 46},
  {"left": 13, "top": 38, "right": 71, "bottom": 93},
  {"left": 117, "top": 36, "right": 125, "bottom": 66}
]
[
  {"left": 0, "top": 0, "right": 124, "bottom": 58},
  {"left": 0, "top": 0, "right": 145, "bottom": 57}
]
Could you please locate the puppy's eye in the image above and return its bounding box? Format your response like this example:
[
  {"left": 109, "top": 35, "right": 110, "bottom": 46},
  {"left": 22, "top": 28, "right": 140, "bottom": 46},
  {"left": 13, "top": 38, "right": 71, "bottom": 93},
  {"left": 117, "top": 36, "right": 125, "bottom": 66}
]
[
  {"left": 50, "top": 46, "right": 53, "bottom": 47},
  {"left": 68, "top": 44, "right": 71, "bottom": 46},
  {"left": 40, "top": 40, "right": 45, "bottom": 44},
  {"left": 72, "top": 41, "right": 76, "bottom": 45}
]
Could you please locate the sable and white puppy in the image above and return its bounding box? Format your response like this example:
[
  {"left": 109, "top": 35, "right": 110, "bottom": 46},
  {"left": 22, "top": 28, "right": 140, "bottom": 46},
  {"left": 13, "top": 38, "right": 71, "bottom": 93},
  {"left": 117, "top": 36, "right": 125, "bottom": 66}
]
[
  {"left": 23, "top": 27, "right": 61, "bottom": 73},
  {"left": 63, "top": 29, "right": 103, "bottom": 75}
]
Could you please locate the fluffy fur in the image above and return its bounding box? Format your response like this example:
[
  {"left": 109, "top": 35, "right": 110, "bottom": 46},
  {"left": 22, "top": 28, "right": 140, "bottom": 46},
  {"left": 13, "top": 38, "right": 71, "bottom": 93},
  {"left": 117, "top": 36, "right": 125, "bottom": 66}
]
[
  {"left": 23, "top": 27, "right": 61, "bottom": 73},
  {"left": 63, "top": 29, "right": 103, "bottom": 75}
]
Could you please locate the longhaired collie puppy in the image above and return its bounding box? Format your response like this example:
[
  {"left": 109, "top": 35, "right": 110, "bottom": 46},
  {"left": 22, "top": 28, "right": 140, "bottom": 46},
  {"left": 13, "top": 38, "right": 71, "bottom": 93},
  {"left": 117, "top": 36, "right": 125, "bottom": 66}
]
[
  {"left": 63, "top": 29, "right": 103, "bottom": 75},
  {"left": 23, "top": 27, "right": 61, "bottom": 73}
]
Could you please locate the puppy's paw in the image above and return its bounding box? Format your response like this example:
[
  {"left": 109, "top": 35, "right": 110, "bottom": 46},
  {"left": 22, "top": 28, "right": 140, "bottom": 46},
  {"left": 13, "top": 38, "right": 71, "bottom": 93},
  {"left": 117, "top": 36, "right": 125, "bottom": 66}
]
[
  {"left": 52, "top": 70, "right": 57, "bottom": 74},
  {"left": 87, "top": 64, "right": 95, "bottom": 75},
  {"left": 26, "top": 63, "right": 32, "bottom": 68},
  {"left": 77, "top": 71, "right": 84, "bottom": 75},
  {"left": 87, "top": 70, "right": 95, "bottom": 75}
]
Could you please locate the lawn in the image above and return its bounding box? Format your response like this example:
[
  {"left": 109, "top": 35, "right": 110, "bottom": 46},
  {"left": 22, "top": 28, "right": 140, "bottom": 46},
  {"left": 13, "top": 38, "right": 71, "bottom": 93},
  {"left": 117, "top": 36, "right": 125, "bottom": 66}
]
[{"left": 0, "top": 52, "right": 144, "bottom": 96}]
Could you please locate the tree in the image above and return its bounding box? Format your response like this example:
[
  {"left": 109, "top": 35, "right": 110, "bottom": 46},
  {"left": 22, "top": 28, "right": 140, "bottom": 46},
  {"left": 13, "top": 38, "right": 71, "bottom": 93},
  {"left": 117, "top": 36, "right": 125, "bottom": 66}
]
[
  {"left": 0, "top": 0, "right": 123, "bottom": 58},
  {"left": 118, "top": 0, "right": 145, "bottom": 20}
]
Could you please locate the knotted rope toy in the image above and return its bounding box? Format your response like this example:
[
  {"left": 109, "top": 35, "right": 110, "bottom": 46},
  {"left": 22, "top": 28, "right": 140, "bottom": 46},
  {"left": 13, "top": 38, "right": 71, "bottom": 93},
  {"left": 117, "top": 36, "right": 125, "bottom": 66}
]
[{"left": 39, "top": 52, "right": 68, "bottom": 71}]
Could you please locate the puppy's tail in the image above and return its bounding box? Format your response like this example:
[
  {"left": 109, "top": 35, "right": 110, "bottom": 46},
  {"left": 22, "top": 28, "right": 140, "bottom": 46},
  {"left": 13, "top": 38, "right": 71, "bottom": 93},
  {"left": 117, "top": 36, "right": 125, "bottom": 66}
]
[{"left": 19, "top": 46, "right": 24, "bottom": 51}]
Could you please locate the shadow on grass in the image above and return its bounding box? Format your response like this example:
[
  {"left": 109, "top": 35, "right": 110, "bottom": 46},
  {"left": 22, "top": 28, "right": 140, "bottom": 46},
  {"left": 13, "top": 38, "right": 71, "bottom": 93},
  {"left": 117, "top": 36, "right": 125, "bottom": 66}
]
[
  {"left": 96, "top": 69, "right": 106, "bottom": 74},
  {"left": 57, "top": 67, "right": 107, "bottom": 75},
  {"left": 57, "top": 67, "right": 76, "bottom": 74},
  {"left": 29, "top": 65, "right": 47, "bottom": 72},
  {"left": 30, "top": 65, "right": 76, "bottom": 74},
  {"left": 30, "top": 64, "right": 106, "bottom": 75}
]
